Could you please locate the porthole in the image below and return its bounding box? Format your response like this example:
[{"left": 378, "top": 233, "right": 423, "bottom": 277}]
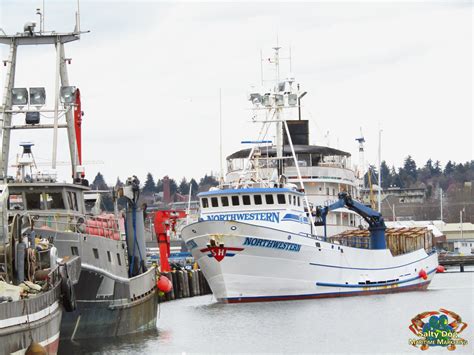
[
  {"left": 287, "top": 235, "right": 292, "bottom": 240},
  {"left": 230, "top": 226, "right": 237, "bottom": 231},
  {"left": 192, "top": 229, "right": 197, "bottom": 233}
]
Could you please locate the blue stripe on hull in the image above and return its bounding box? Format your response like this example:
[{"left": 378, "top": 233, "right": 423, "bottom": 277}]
[
  {"left": 223, "top": 280, "right": 431, "bottom": 303},
  {"left": 316, "top": 268, "right": 437, "bottom": 288}
]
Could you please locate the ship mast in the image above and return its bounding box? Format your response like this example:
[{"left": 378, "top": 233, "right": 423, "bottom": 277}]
[
  {"left": 0, "top": 9, "right": 88, "bottom": 181},
  {"left": 273, "top": 46, "right": 283, "bottom": 177}
]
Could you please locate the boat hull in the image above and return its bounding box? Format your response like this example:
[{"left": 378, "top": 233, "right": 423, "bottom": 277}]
[
  {"left": 0, "top": 283, "right": 62, "bottom": 355},
  {"left": 59, "top": 266, "right": 158, "bottom": 340},
  {"left": 182, "top": 220, "right": 439, "bottom": 303},
  {"left": 34, "top": 230, "right": 159, "bottom": 340}
]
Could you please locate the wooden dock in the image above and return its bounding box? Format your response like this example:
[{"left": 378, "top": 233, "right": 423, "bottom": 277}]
[
  {"left": 439, "top": 255, "right": 474, "bottom": 272},
  {"left": 159, "top": 269, "right": 212, "bottom": 302}
]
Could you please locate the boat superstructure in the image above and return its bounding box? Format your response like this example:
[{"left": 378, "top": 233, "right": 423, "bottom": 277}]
[
  {"left": 0, "top": 16, "right": 157, "bottom": 340},
  {"left": 181, "top": 47, "right": 439, "bottom": 303}
]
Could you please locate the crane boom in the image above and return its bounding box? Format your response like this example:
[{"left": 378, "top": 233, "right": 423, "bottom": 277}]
[{"left": 315, "top": 192, "right": 387, "bottom": 250}]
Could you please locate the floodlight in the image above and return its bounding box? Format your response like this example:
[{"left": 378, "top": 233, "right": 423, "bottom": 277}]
[
  {"left": 262, "top": 93, "right": 273, "bottom": 108},
  {"left": 288, "top": 93, "right": 297, "bottom": 106},
  {"left": 29, "top": 87, "right": 46, "bottom": 106},
  {"left": 249, "top": 93, "right": 262, "bottom": 105},
  {"left": 11, "top": 88, "right": 28, "bottom": 106},
  {"left": 25, "top": 112, "right": 40, "bottom": 125},
  {"left": 275, "top": 94, "right": 284, "bottom": 107},
  {"left": 60, "top": 86, "right": 76, "bottom": 104}
]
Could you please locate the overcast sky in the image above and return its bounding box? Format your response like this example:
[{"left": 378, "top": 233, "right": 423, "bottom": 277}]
[{"left": 0, "top": 0, "right": 472, "bottom": 185}]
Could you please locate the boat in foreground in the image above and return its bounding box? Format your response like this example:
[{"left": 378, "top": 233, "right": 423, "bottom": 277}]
[
  {"left": 0, "top": 190, "right": 80, "bottom": 354},
  {"left": 181, "top": 47, "right": 439, "bottom": 303},
  {"left": 0, "top": 15, "right": 157, "bottom": 340}
]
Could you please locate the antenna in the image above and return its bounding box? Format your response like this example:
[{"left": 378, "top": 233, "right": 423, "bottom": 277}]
[
  {"left": 355, "top": 127, "right": 366, "bottom": 179},
  {"left": 377, "top": 127, "right": 382, "bottom": 212},
  {"left": 289, "top": 45, "right": 292, "bottom": 73},
  {"left": 219, "top": 88, "right": 223, "bottom": 184},
  {"left": 75, "top": 0, "right": 81, "bottom": 33}
]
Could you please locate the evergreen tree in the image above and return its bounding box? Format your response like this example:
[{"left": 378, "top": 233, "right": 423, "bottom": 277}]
[
  {"left": 425, "top": 159, "right": 434, "bottom": 174},
  {"left": 390, "top": 166, "right": 403, "bottom": 188},
  {"left": 199, "top": 174, "right": 219, "bottom": 192},
  {"left": 189, "top": 178, "right": 199, "bottom": 196},
  {"left": 169, "top": 178, "right": 178, "bottom": 195},
  {"left": 178, "top": 177, "right": 190, "bottom": 195},
  {"left": 380, "top": 161, "right": 391, "bottom": 188},
  {"left": 91, "top": 172, "right": 108, "bottom": 190},
  {"left": 444, "top": 161, "right": 455, "bottom": 176},
  {"left": 433, "top": 160, "right": 442, "bottom": 176},
  {"left": 403, "top": 155, "right": 418, "bottom": 181},
  {"left": 156, "top": 178, "right": 163, "bottom": 193},
  {"left": 142, "top": 172, "right": 156, "bottom": 194}
]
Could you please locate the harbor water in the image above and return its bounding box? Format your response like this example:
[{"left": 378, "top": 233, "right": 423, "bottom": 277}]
[{"left": 60, "top": 271, "right": 473, "bottom": 354}]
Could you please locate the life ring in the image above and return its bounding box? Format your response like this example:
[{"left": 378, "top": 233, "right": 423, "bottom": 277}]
[{"left": 61, "top": 277, "right": 76, "bottom": 312}]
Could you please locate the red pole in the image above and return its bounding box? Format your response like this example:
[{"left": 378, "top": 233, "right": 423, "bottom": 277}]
[{"left": 154, "top": 211, "right": 171, "bottom": 272}]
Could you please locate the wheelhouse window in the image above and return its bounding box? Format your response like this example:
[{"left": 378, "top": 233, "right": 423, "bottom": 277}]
[
  {"left": 25, "top": 193, "right": 46, "bottom": 210},
  {"left": 67, "top": 191, "right": 79, "bottom": 211},
  {"left": 211, "top": 197, "right": 219, "bottom": 207},
  {"left": 201, "top": 198, "right": 209, "bottom": 208},
  {"left": 221, "top": 196, "right": 229, "bottom": 207},
  {"left": 293, "top": 196, "right": 296, "bottom": 205},
  {"left": 47, "top": 192, "right": 65, "bottom": 209},
  {"left": 254, "top": 195, "right": 262, "bottom": 205},
  {"left": 297, "top": 197, "right": 301, "bottom": 206},
  {"left": 9, "top": 194, "right": 24, "bottom": 210},
  {"left": 277, "top": 194, "right": 286, "bottom": 204},
  {"left": 242, "top": 195, "right": 251, "bottom": 205},
  {"left": 265, "top": 194, "right": 274, "bottom": 204},
  {"left": 231, "top": 196, "right": 240, "bottom": 206}
]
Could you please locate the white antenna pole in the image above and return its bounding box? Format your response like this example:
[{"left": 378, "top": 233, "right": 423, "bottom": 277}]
[
  {"left": 260, "top": 49, "right": 263, "bottom": 86},
  {"left": 219, "top": 88, "right": 223, "bottom": 184},
  {"left": 377, "top": 128, "right": 382, "bottom": 213},
  {"left": 289, "top": 45, "right": 292, "bottom": 73},
  {"left": 76, "top": 0, "right": 81, "bottom": 33},
  {"left": 42, "top": 0, "right": 45, "bottom": 32},
  {"left": 186, "top": 183, "right": 192, "bottom": 224},
  {"left": 52, "top": 41, "right": 61, "bottom": 169}
]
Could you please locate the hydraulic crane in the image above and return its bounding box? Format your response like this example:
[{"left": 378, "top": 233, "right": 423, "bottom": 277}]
[
  {"left": 153, "top": 210, "right": 186, "bottom": 272},
  {"left": 315, "top": 192, "right": 387, "bottom": 250}
]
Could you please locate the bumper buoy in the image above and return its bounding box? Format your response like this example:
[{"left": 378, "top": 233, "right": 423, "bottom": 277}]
[
  {"left": 436, "top": 265, "right": 445, "bottom": 273},
  {"left": 26, "top": 342, "right": 46, "bottom": 355},
  {"left": 157, "top": 275, "right": 173, "bottom": 293},
  {"left": 418, "top": 269, "right": 428, "bottom": 280}
]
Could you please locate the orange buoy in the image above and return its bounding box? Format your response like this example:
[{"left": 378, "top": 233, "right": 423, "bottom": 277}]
[
  {"left": 436, "top": 265, "right": 445, "bottom": 273},
  {"left": 157, "top": 275, "right": 173, "bottom": 293},
  {"left": 419, "top": 269, "right": 428, "bottom": 280}
]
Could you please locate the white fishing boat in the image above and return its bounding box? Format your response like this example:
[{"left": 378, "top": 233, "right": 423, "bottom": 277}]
[{"left": 181, "top": 47, "right": 439, "bottom": 303}]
